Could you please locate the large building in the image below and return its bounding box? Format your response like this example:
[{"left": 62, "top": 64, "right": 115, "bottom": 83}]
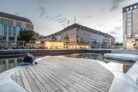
[
  {"left": 123, "top": 3, "right": 138, "bottom": 49},
  {"left": 0, "top": 12, "right": 33, "bottom": 48},
  {"left": 44, "top": 24, "right": 115, "bottom": 49}
]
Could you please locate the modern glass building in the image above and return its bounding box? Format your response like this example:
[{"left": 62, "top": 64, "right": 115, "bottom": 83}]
[
  {"left": 123, "top": 3, "right": 138, "bottom": 49},
  {"left": 0, "top": 12, "right": 33, "bottom": 48}
]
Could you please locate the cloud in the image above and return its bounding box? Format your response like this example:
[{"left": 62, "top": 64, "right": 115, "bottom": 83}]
[
  {"left": 110, "top": 0, "right": 124, "bottom": 11},
  {"left": 58, "top": 20, "right": 67, "bottom": 24},
  {"left": 109, "top": 26, "right": 121, "bottom": 35},
  {"left": 13, "top": 12, "right": 25, "bottom": 15},
  {"left": 54, "top": 17, "right": 67, "bottom": 22},
  {"left": 85, "top": 15, "right": 92, "bottom": 18},
  {"left": 100, "top": 8, "right": 105, "bottom": 12},
  {"left": 38, "top": 0, "right": 47, "bottom": 17},
  {"left": 98, "top": 25, "right": 104, "bottom": 27},
  {"left": 44, "top": 15, "right": 49, "bottom": 19},
  {"left": 49, "top": 14, "right": 62, "bottom": 20}
]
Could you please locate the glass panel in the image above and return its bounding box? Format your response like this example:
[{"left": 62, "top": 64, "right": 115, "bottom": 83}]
[
  {"left": 11, "top": 20, "right": 13, "bottom": 26},
  {"left": 0, "top": 18, "right": 2, "bottom": 24},
  {"left": 127, "top": 14, "right": 132, "bottom": 18},
  {"left": 16, "top": 22, "right": 18, "bottom": 27},
  {"left": 126, "top": 8, "right": 129, "bottom": 11},
  {"left": 4, "top": 25, "right": 7, "bottom": 36},
  {"left": 4, "top": 19, "right": 7, "bottom": 25},
  {"left": 8, "top": 20, "right": 11, "bottom": 25},
  {"left": 127, "top": 22, "right": 132, "bottom": 27},
  {"left": 19, "top": 22, "right": 21, "bottom": 27},
  {"left": 127, "top": 18, "right": 132, "bottom": 22},
  {"left": 2, "top": 19, "right": 4, "bottom": 24},
  {"left": 13, "top": 27, "right": 16, "bottom": 36},
  {"left": 134, "top": 5, "right": 138, "bottom": 9},
  {"left": 127, "top": 11, "right": 132, "bottom": 14},
  {"left": 127, "top": 26, "right": 132, "bottom": 31},
  {"left": 9, "top": 26, "right": 11, "bottom": 36},
  {"left": 130, "top": 6, "right": 133, "bottom": 10}
]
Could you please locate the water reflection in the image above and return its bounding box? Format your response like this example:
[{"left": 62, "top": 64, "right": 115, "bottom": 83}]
[{"left": 0, "top": 53, "right": 135, "bottom": 73}]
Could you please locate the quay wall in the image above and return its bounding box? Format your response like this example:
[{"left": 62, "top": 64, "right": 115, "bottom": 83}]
[{"left": 0, "top": 49, "right": 112, "bottom": 58}]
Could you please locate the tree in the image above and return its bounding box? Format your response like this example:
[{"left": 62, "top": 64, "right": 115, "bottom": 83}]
[
  {"left": 19, "top": 30, "right": 40, "bottom": 42},
  {"left": 51, "top": 35, "right": 56, "bottom": 41},
  {"left": 64, "top": 34, "right": 69, "bottom": 43},
  {"left": 115, "top": 42, "right": 123, "bottom": 46}
]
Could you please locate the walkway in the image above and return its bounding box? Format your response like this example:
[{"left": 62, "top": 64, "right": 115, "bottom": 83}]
[{"left": 11, "top": 57, "right": 114, "bottom": 92}]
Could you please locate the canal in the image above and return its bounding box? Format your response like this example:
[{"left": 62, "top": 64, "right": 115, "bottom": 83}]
[{"left": 0, "top": 53, "right": 134, "bottom": 73}]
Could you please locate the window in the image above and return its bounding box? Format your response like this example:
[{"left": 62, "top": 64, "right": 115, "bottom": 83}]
[
  {"left": 19, "top": 22, "right": 21, "bottom": 27},
  {"left": 16, "top": 22, "right": 21, "bottom": 27},
  {"left": 127, "top": 26, "right": 132, "bottom": 31},
  {"left": 11, "top": 20, "right": 13, "bottom": 26},
  {"left": 127, "top": 14, "right": 132, "bottom": 18},
  {"left": 134, "top": 5, "right": 138, "bottom": 9},
  {"left": 0, "top": 18, "right": 2, "bottom": 24},
  {"left": 8, "top": 20, "right": 11, "bottom": 25},
  {"left": 126, "top": 10, "right": 133, "bottom": 38},
  {"left": 126, "top": 8, "right": 129, "bottom": 11},
  {"left": 127, "top": 10, "right": 132, "bottom": 14},
  {"left": 13, "top": 27, "right": 16, "bottom": 36},
  {"left": 2, "top": 19, "right": 4, "bottom": 24},
  {"left": 127, "top": 18, "right": 132, "bottom": 22},
  {"left": 4, "top": 25, "right": 7, "bottom": 36},
  {"left": 4, "top": 19, "right": 7, "bottom": 25},
  {"left": 9, "top": 26, "right": 11, "bottom": 36},
  {"left": 130, "top": 6, "right": 133, "bottom": 10}
]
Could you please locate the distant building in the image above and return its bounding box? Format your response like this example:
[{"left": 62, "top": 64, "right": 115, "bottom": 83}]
[
  {"left": 44, "top": 23, "right": 115, "bottom": 49},
  {"left": 123, "top": 3, "right": 138, "bottom": 49},
  {"left": 0, "top": 12, "right": 33, "bottom": 48}
]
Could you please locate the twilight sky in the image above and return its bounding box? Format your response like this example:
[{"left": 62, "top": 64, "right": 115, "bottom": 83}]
[{"left": 0, "top": 0, "right": 137, "bottom": 42}]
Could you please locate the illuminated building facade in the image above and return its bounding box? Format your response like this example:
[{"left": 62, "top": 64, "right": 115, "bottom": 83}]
[
  {"left": 123, "top": 3, "right": 138, "bottom": 49},
  {"left": 0, "top": 12, "right": 33, "bottom": 48},
  {"left": 44, "top": 24, "right": 115, "bottom": 49}
]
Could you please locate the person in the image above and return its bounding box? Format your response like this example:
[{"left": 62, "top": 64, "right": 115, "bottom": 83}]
[{"left": 18, "top": 53, "right": 38, "bottom": 66}]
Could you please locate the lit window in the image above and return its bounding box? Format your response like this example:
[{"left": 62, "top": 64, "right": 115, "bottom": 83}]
[
  {"left": 126, "top": 8, "right": 129, "bottom": 11},
  {"left": 130, "top": 6, "right": 133, "bottom": 10},
  {"left": 134, "top": 5, "right": 138, "bottom": 9}
]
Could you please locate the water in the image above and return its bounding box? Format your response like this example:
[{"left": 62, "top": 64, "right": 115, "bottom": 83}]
[{"left": 0, "top": 53, "right": 135, "bottom": 73}]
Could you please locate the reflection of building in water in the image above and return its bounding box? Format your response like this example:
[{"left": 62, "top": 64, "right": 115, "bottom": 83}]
[
  {"left": 65, "top": 53, "right": 104, "bottom": 60},
  {"left": 0, "top": 58, "right": 23, "bottom": 73}
]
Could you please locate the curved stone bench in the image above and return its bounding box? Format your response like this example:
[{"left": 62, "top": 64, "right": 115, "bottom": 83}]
[{"left": 104, "top": 53, "right": 138, "bottom": 62}]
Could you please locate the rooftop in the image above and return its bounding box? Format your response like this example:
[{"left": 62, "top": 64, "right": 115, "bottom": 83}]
[
  {"left": 123, "top": 2, "right": 138, "bottom": 13},
  {"left": 45, "top": 23, "right": 114, "bottom": 38},
  {"left": 0, "top": 11, "right": 33, "bottom": 24}
]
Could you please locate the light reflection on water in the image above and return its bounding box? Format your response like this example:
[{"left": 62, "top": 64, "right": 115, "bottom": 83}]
[{"left": 0, "top": 53, "right": 135, "bottom": 73}]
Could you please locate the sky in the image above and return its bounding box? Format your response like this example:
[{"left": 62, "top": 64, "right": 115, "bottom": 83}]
[{"left": 0, "top": 0, "right": 137, "bottom": 42}]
